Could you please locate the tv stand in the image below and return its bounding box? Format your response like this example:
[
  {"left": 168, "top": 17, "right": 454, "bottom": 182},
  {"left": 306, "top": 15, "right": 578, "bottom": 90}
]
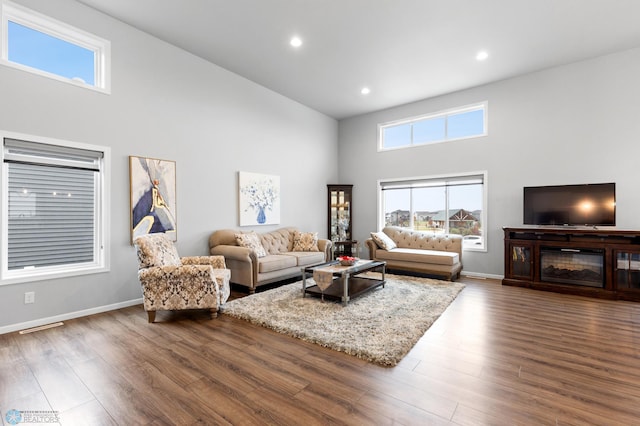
[{"left": 503, "top": 227, "right": 640, "bottom": 301}]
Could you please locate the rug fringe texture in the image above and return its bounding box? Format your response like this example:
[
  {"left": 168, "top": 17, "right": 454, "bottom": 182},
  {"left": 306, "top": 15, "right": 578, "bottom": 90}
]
[{"left": 221, "top": 273, "right": 465, "bottom": 366}]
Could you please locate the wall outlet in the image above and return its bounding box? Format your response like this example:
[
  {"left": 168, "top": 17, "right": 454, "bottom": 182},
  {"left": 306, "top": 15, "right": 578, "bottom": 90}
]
[{"left": 24, "top": 291, "right": 35, "bottom": 304}]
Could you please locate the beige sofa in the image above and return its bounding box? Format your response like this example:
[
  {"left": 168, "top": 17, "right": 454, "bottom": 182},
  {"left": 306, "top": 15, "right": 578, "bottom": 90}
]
[
  {"left": 209, "top": 227, "right": 332, "bottom": 293},
  {"left": 365, "top": 226, "right": 463, "bottom": 280}
]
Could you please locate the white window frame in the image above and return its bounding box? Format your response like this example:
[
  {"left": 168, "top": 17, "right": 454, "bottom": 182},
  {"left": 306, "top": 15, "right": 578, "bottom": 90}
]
[
  {"left": 0, "top": 0, "right": 111, "bottom": 93},
  {"left": 378, "top": 102, "right": 488, "bottom": 151},
  {"left": 0, "top": 130, "right": 110, "bottom": 285},
  {"left": 377, "top": 171, "right": 488, "bottom": 252}
]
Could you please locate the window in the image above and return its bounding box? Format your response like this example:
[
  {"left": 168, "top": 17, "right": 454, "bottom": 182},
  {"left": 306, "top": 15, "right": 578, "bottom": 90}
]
[
  {"left": 379, "top": 172, "right": 487, "bottom": 250},
  {"left": 1, "top": 0, "right": 111, "bottom": 92},
  {"left": 379, "top": 103, "right": 487, "bottom": 150},
  {"left": 1, "top": 132, "right": 110, "bottom": 284}
]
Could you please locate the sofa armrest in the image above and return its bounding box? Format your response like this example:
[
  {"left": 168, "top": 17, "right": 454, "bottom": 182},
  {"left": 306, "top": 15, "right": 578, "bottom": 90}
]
[
  {"left": 138, "top": 265, "right": 220, "bottom": 310},
  {"left": 210, "top": 245, "right": 257, "bottom": 264},
  {"left": 182, "top": 255, "right": 227, "bottom": 269},
  {"left": 365, "top": 238, "right": 378, "bottom": 260},
  {"left": 210, "top": 244, "right": 259, "bottom": 290},
  {"left": 317, "top": 239, "right": 333, "bottom": 261}
]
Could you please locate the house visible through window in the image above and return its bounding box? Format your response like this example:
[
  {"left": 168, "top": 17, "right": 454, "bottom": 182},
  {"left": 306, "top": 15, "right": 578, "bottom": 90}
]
[
  {"left": 379, "top": 103, "right": 487, "bottom": 150},
  {"left": 379, "top": 172, "right": 487, "bottom": 250},
  {"left": 0, "top": 0, "right": 111, "bottom": 92},
  {"left": 1, "top": 133, "right": 110, "bottom": 284}
]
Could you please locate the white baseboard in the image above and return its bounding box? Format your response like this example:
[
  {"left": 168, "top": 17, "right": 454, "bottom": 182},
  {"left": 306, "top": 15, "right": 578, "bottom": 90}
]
[
  {"left": 0, "top": 298, "right": 143, "bottom": 335},
  {"left": 461, "top": 271, "right": 504, "bottom": 280}
]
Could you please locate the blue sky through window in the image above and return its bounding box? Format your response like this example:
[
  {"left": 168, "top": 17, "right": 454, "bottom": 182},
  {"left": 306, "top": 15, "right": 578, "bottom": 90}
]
[
  {"left": 381, "top": 105, "right": 485, "bottom": 149},
  {"left": 382, "top": 125, "right": 410, "bottom": 148},
  {"left": 448, "top": 109, "right": 484, "bottom": 139},
  {"left": 413, "top": 116, "right": 445, "bottom": 144},
  {"left": 8, "top": 20, "right": 95, "bottom": 85}
]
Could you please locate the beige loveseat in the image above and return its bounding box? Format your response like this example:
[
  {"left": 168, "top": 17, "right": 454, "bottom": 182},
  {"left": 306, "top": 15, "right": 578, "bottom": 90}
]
[
  {"left": 209, "top": 227, "right": 332, "bottom": 293},
  {"left": 365, "top": 226, "right": 463, "bottom": 280}
]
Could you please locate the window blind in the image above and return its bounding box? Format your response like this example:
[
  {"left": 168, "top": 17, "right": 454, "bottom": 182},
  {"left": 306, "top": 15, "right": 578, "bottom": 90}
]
[
  {"left": 381, "top": 174, "right": 484, "bottom": 191},
  {"left": 4, "top": 138, "right": 100, "bottom": 270},
  {"left": 4, "top": 138, "right": 103, "bottom": 170}
]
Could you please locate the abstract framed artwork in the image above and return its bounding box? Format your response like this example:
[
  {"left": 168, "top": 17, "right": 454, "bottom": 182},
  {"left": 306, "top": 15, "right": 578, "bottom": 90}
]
[
  {"left": 129, "top": 156, "right": 177, "bottom": 243},
  {"left": 239, "top": 171, "right": 280, "bottom": 226}
]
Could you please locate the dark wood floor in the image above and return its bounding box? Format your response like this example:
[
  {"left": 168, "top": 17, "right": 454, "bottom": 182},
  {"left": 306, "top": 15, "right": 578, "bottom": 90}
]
[{"left": 2, "top": 277, "right": 640, "bottom": 425}]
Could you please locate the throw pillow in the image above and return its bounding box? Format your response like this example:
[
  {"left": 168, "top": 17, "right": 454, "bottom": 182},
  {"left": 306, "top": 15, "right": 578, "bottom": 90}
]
[
  {"left": 235, "top": 232, "right": 267, "bottom": 257},
  {"left": 292, "top": 231, "right": 319, "bottom": 252},
  {"left": 371, "top": 231, "right": 397, "bottom": 251}
]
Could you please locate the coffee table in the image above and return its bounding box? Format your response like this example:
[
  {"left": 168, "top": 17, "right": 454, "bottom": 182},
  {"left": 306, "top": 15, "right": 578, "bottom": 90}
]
[{"left": 301, "top": 260, "right": 386, "bottom": 306}]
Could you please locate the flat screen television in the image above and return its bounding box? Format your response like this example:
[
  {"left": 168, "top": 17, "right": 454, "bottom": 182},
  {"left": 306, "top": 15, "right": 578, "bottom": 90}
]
[{"left": 523, "top": 183, "right": 616, "bottom": 226}]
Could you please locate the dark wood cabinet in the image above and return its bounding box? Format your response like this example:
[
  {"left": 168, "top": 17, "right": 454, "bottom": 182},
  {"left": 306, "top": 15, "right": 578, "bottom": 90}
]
[
  {"left": 327, "top": 185, "right": 356, "bottom": 258},
  {"left": 614, "top": 250, "right": 640, "bottom": 294},
  {"left": 506, "top": 242, "right": 534, "bottom": 280},
  {"left": 503, "top": 227, "right": 640, "bottom": 301}
]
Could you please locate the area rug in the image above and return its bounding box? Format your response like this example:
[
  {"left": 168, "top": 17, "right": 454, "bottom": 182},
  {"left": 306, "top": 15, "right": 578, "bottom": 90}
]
[{"left": 221, "top": 273, "right": 465, "bottom": 366}]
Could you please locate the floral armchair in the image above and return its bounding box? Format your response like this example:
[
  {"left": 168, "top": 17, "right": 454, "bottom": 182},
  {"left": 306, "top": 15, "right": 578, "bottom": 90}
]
[{"left": 133, "top": 233, "right": 231, "bottom": 323}]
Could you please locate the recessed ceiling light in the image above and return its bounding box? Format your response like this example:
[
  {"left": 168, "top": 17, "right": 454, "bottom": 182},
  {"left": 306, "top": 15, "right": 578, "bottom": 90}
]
[
  {"left": 476, "top": 50, "right": 489, "bottom": 61},
  {"left": 361, "top": 87, "right": 371, "bottom": 95},
  {"left": 290, "top": 36, "right": 302, "bottom": 47}
]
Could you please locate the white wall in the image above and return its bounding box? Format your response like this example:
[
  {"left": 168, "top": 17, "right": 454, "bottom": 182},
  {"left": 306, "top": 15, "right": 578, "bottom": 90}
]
[
  {"left": 0, "top": 0, "right": 338, "bottom": 331},
  {"left": 338, "top": 47, "right": 640, "bottom": 277}
]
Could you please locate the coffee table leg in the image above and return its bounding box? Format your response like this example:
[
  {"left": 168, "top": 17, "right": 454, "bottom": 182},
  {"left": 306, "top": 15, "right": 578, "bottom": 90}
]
[
  {"left": 382, "top": 264, "right": 386, "bottom": 288},
  {"left": 302, "top": 269, "right": 307, "bottom": 297},
  {"left": 342, "top": 274, "right": 350, "bottom": 306}
]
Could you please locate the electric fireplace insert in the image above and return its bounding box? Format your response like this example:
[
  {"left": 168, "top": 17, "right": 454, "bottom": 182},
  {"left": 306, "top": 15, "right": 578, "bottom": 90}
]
[{"left": 540, "top": 247, "right": 604, "bottom": 288}]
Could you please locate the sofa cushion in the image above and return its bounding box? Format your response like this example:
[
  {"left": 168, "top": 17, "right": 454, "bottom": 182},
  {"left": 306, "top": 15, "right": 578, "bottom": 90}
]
[
  {"left": 292, "top": 231, "right": 319, "bottom": 251},
  {"left": 371, "top": 231, "right": 397, "bottom": 250},
  {"left": 375, "top": 248, "right": 459, "bottom": 266},
  {"left": 235, "top": 232, "right": 267, "bottom": 257},
  {"left": 258, "top": 254, "right": 297, "bottom": 273},
  {"left": 260, "top": 228, "right": 296, "bottom": 254},
  {"left": 284, "top": 251, "right": 325, "bottom": 266}
]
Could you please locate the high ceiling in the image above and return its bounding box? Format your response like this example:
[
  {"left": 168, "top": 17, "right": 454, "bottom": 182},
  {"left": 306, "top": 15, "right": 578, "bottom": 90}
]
[{"left": 77, "top": 0, "right": 640, "bottom": 119}]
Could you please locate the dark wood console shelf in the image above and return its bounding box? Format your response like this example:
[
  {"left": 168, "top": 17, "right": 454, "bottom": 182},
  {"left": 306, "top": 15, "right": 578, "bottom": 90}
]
[{"left": 503, "top": 227, "right": 640, "bottom": 301}]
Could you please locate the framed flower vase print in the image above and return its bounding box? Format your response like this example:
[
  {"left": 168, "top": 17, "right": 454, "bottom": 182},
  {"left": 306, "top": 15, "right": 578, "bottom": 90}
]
[{"left": 239, "top": 171, "right": 280, "bottom": 226}]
